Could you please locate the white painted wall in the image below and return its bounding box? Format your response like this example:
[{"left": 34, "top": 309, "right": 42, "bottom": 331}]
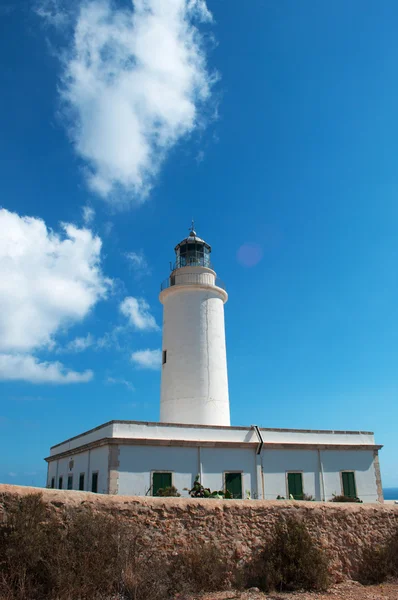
[
  {"left": 47, "top": 446, "right": 109, "bottom": 494},
  {"left": 261, "top": 448, "right": 378, "bottom": 502},
  {"left": 321, "top": 450, "right": 378, "bottom": 502},
  {"left": 262, "top": 449, "right": 321, "bottom": 500},
  {"left": 118, "top": 445, "right": 199, "bottom": 496},
  {"left": 47, "top": 443, "right": 380, "bottom": 502},
  {"left": 200, "top": 447, "right": 256, "bottom": 498},
  {"left": 118, "top": 445, "right": 256, "bottom": 498},
  {"left": 159, "top": 266, "right": 230, "bottom": 426}
]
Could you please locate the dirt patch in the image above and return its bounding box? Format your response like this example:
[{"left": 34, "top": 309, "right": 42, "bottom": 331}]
[{"left": 193, "top": 581, "right": 398, "bottom": 600}]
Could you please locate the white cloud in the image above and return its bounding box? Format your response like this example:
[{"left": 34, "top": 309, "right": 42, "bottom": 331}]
[
  {"left": 0, "top": 354, "right": 93, "bottom": 384},
  {"left": 82, "top": 205, "right": 95, "bottom": 225},
  {"left": 53, "top": 0, "right": 215, "bottom": 203},
  {"left": 106, "top": 376, "right": 134, "bottom": 391},
  {"left": 0, "top": 208, "right": 110, "bottom": 383},
  {"left": 126, "top": 250, "right": 151, "bottom": 277},
  {"left": 65, "top": 333, "right": 94, "bottom": 352},
  {"left": 35, "top": 0, "right": 69, "bottom": 29},
  {"left": 131, "top": 348, "right": 161, "bottom": 369},
  {"left": 120, "top": 296, "right": 159, "bottom": 331},
  {"left": 0, "top": 209, "right": 110, "bottom": 352}
]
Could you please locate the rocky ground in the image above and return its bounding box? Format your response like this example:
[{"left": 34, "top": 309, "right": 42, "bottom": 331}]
[{"left": 187, "top": 581, "right": 398, "bottom": 600}]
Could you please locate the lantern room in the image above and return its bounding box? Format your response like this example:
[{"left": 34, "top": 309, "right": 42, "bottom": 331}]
[{"left": 174, "top": 227, "right": 211, "bottom": 269}]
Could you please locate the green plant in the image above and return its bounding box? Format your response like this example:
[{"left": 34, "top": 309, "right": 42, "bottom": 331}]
[
  {"left": 155, "top": 485, "right": 181, "bottom": 497},
  {"left": 185, "top": 475, "right": 232, "bottom": 499},
  {"left": 330, "top": 494, "right": 363, "bottom": 503},
  {"left": 243, "top": 517, "right": 330, "bottom": 592}
]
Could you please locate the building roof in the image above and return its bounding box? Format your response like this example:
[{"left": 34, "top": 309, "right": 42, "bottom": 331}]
[{"left": 47, "top": 419, "right": 378, "bottom": 461}]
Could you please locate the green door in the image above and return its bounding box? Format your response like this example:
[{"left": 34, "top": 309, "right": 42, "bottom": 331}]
[
  {"left": 287, "top": 472, "right": 303, "bottom": 499},
  {"left": 153, "top": 472, "right": 172, "bottom": 495},
  {"left": 342, "top": 472, "right": 357, "bottom": 498},
  {"left": 225, "top": 472, "right": 242, "bottom": 499}
]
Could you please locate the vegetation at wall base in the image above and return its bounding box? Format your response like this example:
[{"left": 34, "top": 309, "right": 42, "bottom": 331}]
[
  {"left": 185, "top": 474, "right": 233, "bottom": 498},
  {"left": 242, "top": 517, "right": 330, "bottom": 592},
  {"left": 0, "top": 493, "right": 233, "bottom": 600},
  {"left": 356, "top": 529, "right": 398, "bottom": 585},
  {"left": 330, "top": 495, "right": 363, "bottom": 503},
  {"left": 4, "top": 492, "right": 398, "bottom": 599},
  {"left": 155, "top": 485, "right": 181, "bottom": 497}
]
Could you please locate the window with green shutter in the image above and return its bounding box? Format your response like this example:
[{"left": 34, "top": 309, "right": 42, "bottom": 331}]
[
  {"left": 342, "top": 471, "right": 357, "bottom": 498},
  {"left": 67, "top": 475, "right": 73, "bottom": 490},
  {"left": 91, "top": 472, "right": 98, "bottom": 493},
  {"left": 152, "top": 472, "right": 172, "bottom": 496},
  {"left": 287, "top": 472, "right": 303, "bottom": 499},
  {"left": 225, "top": 472, "right": 242, "bottom": 499}
]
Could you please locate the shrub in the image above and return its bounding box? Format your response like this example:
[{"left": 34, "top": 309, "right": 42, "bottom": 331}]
[
  {"left": 0, "top": 492, "right": 236, "bottom": 600},
  {"left": 301, "top": 494, "right": 315, "bottom": 501},
  {"left": 357, "top": 528, "right": 398, "bottom": 585},
  {"left": 155, "top": 485, "right": 181, "bottom": 497},
  {"left": 186, "top": 475, "right": 232, "bottom": 498},
  {"left": 330, "top": 495, "right": 362, "bottom": 503},
  {"left": 243, "top": 517, "right": 330, "bottom": 592},
  {"left": 0, "top": 493, "right": 168, "bottom": 600},
  {"left": 168, "top": 542, "right": 232, "bottom": 595},
  {"left": 0, "top": 493, "right": 60, "bottom": 600}
]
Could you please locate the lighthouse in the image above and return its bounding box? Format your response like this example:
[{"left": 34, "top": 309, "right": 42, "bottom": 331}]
[{"left": 159, "top": 225, "right": 231, "bottom": 426}]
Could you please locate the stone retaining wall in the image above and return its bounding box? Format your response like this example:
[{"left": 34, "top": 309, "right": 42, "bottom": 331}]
[{"left": 1, "top": 485, "right": 398, "bottom": 580}]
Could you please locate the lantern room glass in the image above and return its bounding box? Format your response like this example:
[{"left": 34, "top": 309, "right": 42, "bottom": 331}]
[{"left": 176, "top": 241, "right": 211, "bottom": 268}]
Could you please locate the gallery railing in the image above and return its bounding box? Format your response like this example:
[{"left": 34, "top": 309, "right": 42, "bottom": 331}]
[{"left": 160, "top": 274, "right": 226, "bottom": 292}]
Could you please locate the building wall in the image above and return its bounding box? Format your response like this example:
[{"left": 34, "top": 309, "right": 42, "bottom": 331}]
[
  {"left": 261, "top": 448, "right": 379, "bottom": 502},
  {"left": 47, "top": 446, "right": 109, "bottom": 494},
  {"left": 262, "top": 449, "right": 321, "bottom": 500},
  {"left": 118, "top": 446, "right": 257, "bottom": 497},
  {"left": 321, "top": 450, "right": 378, "bottom": 502},
  {"left": 200, "top": 447, "right": 256, "bottom": 498},
  {"left": 113, "top": 444, "right": 379, "bottom": 502},
  {"left": 118, "top": 445, "right": 199, "bottom": 496}
]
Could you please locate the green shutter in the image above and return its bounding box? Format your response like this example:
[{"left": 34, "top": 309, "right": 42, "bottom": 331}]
[
  {"left": 288, "top": 473, "right": 303, "bottom": 499},
  {"left": 153, "top": 472, "right": 172, "bottom": 495},
  {"left": 342, "top": 472, "right": 357, "bottom": 498},
  {"left": 91, "top": 472, "right": 98, "bottom": 493},
  {"left": 225, "top": 472, "right": 242, "bottom": 499}
]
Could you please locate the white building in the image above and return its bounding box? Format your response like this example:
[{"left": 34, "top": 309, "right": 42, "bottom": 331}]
[{"left": 45, "top": 228, "right": 384, "bottom": 503}]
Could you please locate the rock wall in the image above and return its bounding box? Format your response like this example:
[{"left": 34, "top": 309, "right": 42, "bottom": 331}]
[{"left": 1, "top": 485, "right": 398, "bottom": 580}]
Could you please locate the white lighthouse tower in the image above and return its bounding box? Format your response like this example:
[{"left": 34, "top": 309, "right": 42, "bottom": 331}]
[{"left": 159, "top": 225, "right": 230, "bottom": 426}]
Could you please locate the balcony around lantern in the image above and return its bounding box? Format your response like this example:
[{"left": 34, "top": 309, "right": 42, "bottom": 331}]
[{"left": 160, "top": 271, "right": 226, "bottom": 292}]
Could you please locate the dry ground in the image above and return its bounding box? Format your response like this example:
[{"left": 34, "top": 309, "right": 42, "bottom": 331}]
[{"left": 190, "top": 581, "right": 398, "bottom": 600}]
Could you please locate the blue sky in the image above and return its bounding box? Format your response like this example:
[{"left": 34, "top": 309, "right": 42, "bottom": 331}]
[{"left": 1, "top": 0, "right": 398, "bottom": 489}]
